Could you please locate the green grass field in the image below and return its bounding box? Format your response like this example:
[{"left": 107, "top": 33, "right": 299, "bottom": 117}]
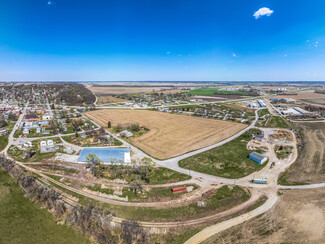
[
  {"left": 257, "top": 108, "right": 269, "bottom": 117},
  {"left": 263, "top": 116, "right": 291, "bottom": 128},
  {"left": 179, "top": 129, "right": 266, "bottom": 178},
  {"left": 148, "top": 167, "right": 191, "bottom": 184},
  {"left": 186, "top": 88, "right": 249, "bottom": 96},
  {"left": 0, "top": 169, "right": 90, "bottom": 244}
]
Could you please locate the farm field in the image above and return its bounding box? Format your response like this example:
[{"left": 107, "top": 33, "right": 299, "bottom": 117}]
[
  {"left": 89, "top": 86, "right": 171, "bottom": 95},
  {"left": 279, "top": 122, "right": 325, "bottom": 184},
  {"left": 179, "top": 129, "right": 266, "bottom": 178},
  {"left": 97, "top": 95, "right": 128, "bottom": 104},
  {"left": 302, "top": 98, "right": 325, "bottom": 106},
  {"left": 84, "top": 109, "right": 247, "bottom": 159},
  {"left": 186, "top": 88, "right": 249, "bottom": 96},
  {"left": 0, "top": 169, "right": 90, "bottom": 244},
  {"left": 203, "top": 188, "right": 325, "bottom": 244},
  {"left": 270, "top": 91, "right": 325, "bottom": 100}
]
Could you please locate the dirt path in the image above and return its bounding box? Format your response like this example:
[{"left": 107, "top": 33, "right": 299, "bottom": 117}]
[{"left": 185, "top": 191, "right": 277, "bottom": 244}]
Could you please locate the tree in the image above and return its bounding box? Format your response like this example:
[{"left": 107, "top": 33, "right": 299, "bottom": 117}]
[
  {"left": 51, "top": 103, "right": 55, "bottom": 110},
  {"left": 85, "top": 153, "right": 102, "bottom": 177},
  {"left": 107, "top": 121, "right": 111, "bottom": 128},
  {"left": 121, "top": 220, "right": 149, "bottom": 244},
  {"left": 138, "top": 157, "right": 155, "bottom": 183},
  {"left": 86, "top": 153, "right": 98, "bottom": 166},
  {"left": 129, "top": 181, "right": 143, "bottom": 195},
  {"left": 99, "top": 127, "right": 105, "bottom": 136}
]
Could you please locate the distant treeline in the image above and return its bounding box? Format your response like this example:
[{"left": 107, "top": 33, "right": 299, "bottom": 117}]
[{"left": 47, "top": 83, "right": 96, "bottom": 106}]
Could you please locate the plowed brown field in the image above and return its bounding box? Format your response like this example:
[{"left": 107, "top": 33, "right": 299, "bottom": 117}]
[{"left": 84, "top": 110, "right": 247, "bottom": 159}]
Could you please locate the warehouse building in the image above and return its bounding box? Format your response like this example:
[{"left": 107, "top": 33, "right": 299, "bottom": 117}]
[
  {"left": 249, "top": 152, "right": 268, "bottom": 164},
  {"left": 78, "top": 148, "right": 131, "bottom": 165}
]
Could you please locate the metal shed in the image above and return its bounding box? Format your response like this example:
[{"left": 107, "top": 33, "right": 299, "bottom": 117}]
[{"left": 249, "top": 152, "right": 268, "bottom": 164}]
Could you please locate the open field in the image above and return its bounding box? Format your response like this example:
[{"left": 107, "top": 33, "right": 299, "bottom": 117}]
[
  {"left": 186, "top": 88, "right": 249, "bottom": 96},
  {"left": 262, "top": 116, "right": 291, "bottom": 128},
  {"left": 97, "top": 95, "right": 128, "bottom": 104},
  {"left": 302, "top": 98, "right": 325, "bottom": 106},
  {"left": 279, "top": 122, "right": 325, "bottom": 184},
  {"left": 0, "top": 169, "right": 90, "bottom": 244},
  {"left": 203, "top": 188, "right": 325, "bottom": 244},
  {"left": 257, "top": 108, "right": 269, "bottom": 117},
  {"left": 84, "top": 109, "right": 247, "bottom": 159},
  {"left": 222, "top": 104, "right": 254, "bottom": 113},
  {"left": 89, "top": 86, "right": 173, "bottom": 95},
  {"left": 270, "top": 91, "right": 325, "bottom": 100},
  {"left": 179, "top": 129, "right": 267, "bottom": 179}
]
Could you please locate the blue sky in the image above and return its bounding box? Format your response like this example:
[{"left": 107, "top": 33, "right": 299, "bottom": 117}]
[{"left": 0, "top": 0, "right": 325, "bottom": 81}]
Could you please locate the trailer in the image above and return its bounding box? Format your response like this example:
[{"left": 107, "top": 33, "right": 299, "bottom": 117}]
[
  {"left": 172, "top": 186, "right": 187, "bottom": 193},
  {"left": 252, "top": 178, "right": 267, "bottom": 184}
]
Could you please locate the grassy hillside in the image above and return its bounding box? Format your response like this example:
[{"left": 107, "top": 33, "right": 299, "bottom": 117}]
[
  {"left": 0, "top": 169, "right": 90, "bottom": 244},
  {"left": 179, "top": 129, "right": 266, "bottom": 178}
]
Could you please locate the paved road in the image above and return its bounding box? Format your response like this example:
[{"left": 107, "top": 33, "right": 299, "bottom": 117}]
[{"left": 2, "top": 102, "right": 29, "bottom": 155}]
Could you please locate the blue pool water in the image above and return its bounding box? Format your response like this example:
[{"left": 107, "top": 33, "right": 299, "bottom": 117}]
[{"left": 78, "top": 148, "right": 130, "bottom": 164}]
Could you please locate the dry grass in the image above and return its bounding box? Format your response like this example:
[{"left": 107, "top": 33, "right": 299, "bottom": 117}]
[
  {"left": 97, "top": 95, "right": 127, "bottom": 104},
  {"left": 222, "top": 104, "right": 255, "bottom": 113},
  {"left": 84, "top": 109, "right": 247, "bottom": 159},
  {"left": 204, "top": 188, "right": 325, "bottom": 244},
  {"left": 283, "top": 122, "right": 325, "bottom": 184},
  {"left": 269, "top": 91, "right": 325, "bottom": 100},
  {"left": 89, "top": 86, "right": 169, "bottom": 95}
]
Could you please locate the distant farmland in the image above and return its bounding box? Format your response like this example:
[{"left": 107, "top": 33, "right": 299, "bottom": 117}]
[
  {"left": 84, "top": 109, "right": 247, "bottom": 159},
  {"left": 187, "top": 88, "right": 249, "bottom": 96}
]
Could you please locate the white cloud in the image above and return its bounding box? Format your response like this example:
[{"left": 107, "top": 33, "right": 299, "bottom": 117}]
[
  {"left": 48, "top": 1, "right": 52, "bottom": 5},
  {"left": 166, "top": 51, "right": 171, "bottom": 54},
  {"left": 253, "top": 7, "right": 274, "bottom": 19},
  {"left": 232, "top": 53, "right": 239, "bottom": 58}
]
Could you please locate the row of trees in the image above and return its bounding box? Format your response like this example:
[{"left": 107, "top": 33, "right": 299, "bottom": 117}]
[
  {"left": 0, "top": 155, "right": 149, "bottom": 244},
  {"left": 86, "top": 154, "right": 156, "bottom": 185}
]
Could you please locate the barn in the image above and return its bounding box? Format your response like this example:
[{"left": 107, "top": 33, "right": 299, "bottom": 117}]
[{"left": 249, "top": 152, "right": 268, "bottom": 164}]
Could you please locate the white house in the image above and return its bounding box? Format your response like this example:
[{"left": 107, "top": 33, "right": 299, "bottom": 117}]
[
  {"left": 47, "top": 140, "right": 54, "bottom": 147},
  {"left": 42, "top": 115, "right": 51, "bottom": 120}
]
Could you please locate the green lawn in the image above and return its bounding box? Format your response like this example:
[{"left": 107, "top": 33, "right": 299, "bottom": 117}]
[
  {"left": 186, "top": 88, "right": 249, "bottom": 96},
  {"left": 263, "top": 116, "right": 291, "bottom": 128},
  {"left": 179, "top": 129, "right": 266, "bottom": 179},
  {"left": 0, "top": 169, "right": 90, "bottom": 244},
  {"left": 8, "top": 145, "right": 56, "bottom": 163},
  {"left": 258, "top": 108, "right": 269, "bottom": 117},
  {"left": 123, "top": 184, "right": 197, "bottom": 202},
  {"left": 148, "top": 167, "right": 191, "bottom": 184}
]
